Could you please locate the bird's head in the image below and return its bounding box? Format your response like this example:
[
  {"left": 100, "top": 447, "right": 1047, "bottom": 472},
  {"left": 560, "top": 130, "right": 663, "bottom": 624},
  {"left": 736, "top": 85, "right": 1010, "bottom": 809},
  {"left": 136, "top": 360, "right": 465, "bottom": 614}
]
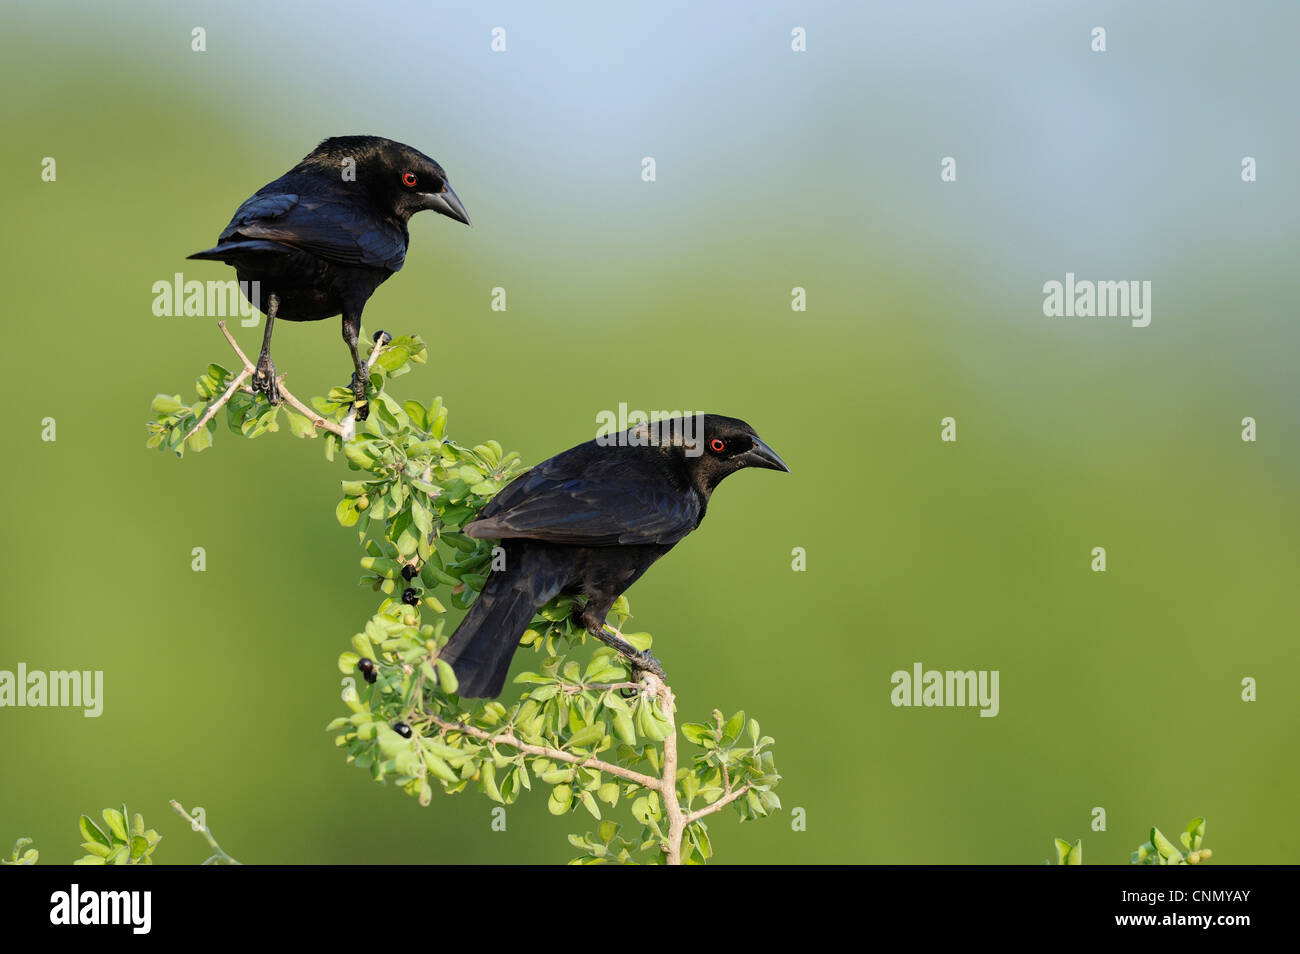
[
  {"left": 662, "top": 414, "right": 790, "bottom": 495},
  {"left": 302, "top": 135, "right": 471, "bottom": 227}
]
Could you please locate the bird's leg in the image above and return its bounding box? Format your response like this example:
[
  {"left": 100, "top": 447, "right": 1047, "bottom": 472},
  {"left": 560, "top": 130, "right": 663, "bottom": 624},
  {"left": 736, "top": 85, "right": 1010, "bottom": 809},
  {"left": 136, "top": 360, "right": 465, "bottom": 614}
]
[
  {"left": 574, "top": 603, "right": 667, "bottom": 683},
  {"left": 342, "top": 311, "right": 369, "bottom": 422},
  {"left": 252, "top": 293, "right": 281, "bottom": 405}
]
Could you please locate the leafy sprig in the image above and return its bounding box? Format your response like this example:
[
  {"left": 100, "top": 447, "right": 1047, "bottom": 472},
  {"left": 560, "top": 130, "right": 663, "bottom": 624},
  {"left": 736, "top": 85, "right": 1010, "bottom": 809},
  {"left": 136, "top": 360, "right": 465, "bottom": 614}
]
[{"left": 147, "top": 323, "right": 783, "bottom": 864}]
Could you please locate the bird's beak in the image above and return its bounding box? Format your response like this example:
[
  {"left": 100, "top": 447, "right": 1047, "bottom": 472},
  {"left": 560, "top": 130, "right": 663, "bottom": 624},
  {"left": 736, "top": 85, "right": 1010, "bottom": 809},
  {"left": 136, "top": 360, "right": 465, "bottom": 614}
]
[
  {"left": 740, "top": 437, "right": 790, "bottom": 473},
  {"left": 420, "top": 185, "right": 471, "bottom": 226}
]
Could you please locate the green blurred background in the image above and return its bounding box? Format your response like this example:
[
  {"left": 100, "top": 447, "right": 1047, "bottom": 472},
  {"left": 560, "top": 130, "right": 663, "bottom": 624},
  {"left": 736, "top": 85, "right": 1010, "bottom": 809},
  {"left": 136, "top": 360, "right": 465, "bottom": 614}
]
[{"left": 2, "top": 0, "right": 1296, "bottom": 864}]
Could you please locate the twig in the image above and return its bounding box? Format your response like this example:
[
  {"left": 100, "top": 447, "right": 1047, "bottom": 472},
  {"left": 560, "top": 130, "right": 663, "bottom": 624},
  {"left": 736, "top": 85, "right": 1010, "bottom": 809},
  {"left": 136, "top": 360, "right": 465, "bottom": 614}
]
[
  {"left": 169, "top": 800, "right": 242, "bottom": 865},
  {"left": 181, "top": 320, "right": 345, "bottom": 442},
  {"left": 683, "top": 783, "right": 752, "bottom": 826},
  {"left": 560, "top": 681, "right": 643, "bottom": 696},
  {"left": 340, "top": 333, "right": 389, "bottom": 443},
  {"left": 181, "top": 364, "right": 252, "bottom": 442},
  {"left": 427, "top": 714, "right": 660, "bottom": 789},
  {"left": 275, "top": 375, "right": 343, "bottom": 436},
  {"left": 646, "top": 674, "right": 686, "bottom": 864}
]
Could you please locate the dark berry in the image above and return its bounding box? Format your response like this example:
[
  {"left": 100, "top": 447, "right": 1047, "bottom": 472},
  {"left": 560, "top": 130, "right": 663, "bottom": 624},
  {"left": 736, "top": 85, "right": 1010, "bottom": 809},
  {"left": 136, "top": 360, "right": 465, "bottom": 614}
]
[
  {"left": 393, "top": 722, "right": 412, "bottom": 738},
  {"left": 363, "top": 670, "right": 377, "bottom": 684},
  {"left": 357, "top": 657, "right": 375, "bottom": 674},
  {"left": 401, "top": 564, "right": 419, "bottom": 581},
  {"left": 373, "top": 329, "right": 392, "bottom": 345},
  {"left": 401, "top": 587, "right": 419, "bottom": 606}
]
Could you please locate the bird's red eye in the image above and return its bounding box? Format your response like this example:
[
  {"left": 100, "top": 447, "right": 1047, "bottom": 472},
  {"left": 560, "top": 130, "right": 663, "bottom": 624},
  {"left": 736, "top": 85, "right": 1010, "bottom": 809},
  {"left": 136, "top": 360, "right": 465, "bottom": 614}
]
[
  {"left": 710, "top": 438, "right": 726, "bottom": 453},
  {"left": 402, "top": 172, "right": 418, "bottom": 187}
]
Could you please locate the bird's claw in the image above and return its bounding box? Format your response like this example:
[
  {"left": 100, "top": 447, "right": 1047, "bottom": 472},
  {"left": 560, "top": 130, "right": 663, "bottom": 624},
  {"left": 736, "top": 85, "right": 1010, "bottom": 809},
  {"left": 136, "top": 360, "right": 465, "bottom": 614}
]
[
  {"left": 629, "top": 650, "right": 666, "bottom": 683},
  {"left": 252, "top": 360, "right": 281, "bottom": 405},
  {"left": 349, "top": 372, "right": 369, "bottom": 422}
]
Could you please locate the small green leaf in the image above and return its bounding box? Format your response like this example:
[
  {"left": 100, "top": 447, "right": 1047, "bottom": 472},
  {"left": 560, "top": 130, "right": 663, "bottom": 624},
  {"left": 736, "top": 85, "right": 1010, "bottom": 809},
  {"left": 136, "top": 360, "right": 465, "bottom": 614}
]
[
  {"left": 80, "top": 815, "right": 110, "bottom": 847},
  {"left": 548, "top": 784, "right": 574, "bottom": 815},
  {"left": 102, "top": 809, "right": 128, "bottom": 843}
]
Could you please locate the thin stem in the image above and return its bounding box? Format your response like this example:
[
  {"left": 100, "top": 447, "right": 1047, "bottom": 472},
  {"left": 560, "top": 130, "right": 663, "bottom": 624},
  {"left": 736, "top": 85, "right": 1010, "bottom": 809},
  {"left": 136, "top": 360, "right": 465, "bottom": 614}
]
[
  {"left": 274, "top": 374, "right": 345, "bottom": 436},
  {"left": 427, "top": 715, "right": 660, "bottom": 790},
  {"left": 169, "top": 800, "right": 242, "bottom": 865},
  {"left": 683, "top": 783, "right": 752, "bottom": 826},
  {"left": 340, "top": 334, "right": 388, "bottom": 442},
  {"left": 182, "top": 364, "right": 251, "bottom": 442},
  {"left": 647, "top": 674, "right": 685, "bottom": 865},
  {"left": 182, "top": 320, "right": 345, "bottom": 442}
]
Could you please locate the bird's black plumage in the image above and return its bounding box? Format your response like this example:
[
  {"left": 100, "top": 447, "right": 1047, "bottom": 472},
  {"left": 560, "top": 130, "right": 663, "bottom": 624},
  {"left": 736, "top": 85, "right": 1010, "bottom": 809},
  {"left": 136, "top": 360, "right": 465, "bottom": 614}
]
[
  {"left": 188, "top": 135, "right": 469, "bottom": 416},
  {"left": 441, "top": 415, "right": 789, "bottom": 698}
]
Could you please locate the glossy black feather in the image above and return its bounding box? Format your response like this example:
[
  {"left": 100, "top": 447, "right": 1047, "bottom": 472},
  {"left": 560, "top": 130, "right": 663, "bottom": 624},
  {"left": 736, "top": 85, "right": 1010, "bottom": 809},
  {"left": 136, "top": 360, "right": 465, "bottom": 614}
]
[{"left": 442, "top": 416, "right": 788, "bottom": 698}]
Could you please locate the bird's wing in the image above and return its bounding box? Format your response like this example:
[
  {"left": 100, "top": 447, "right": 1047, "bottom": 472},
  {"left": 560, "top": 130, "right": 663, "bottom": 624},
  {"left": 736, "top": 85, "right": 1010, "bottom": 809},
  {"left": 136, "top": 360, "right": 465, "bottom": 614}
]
[
  {"left": 218, "top": 191, "right": 407, "bottom": 271},
  {"left": 466, "top": 456, "right": 701, "bottom": 547}
]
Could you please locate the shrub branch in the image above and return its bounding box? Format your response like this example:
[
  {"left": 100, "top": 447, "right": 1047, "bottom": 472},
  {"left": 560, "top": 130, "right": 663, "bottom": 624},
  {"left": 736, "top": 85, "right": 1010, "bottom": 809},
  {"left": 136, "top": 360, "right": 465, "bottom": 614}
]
[
  {"left": 181, "top": 320, "right": 346, "bottom": 442},
  {"left": 152, "top": 326, "right": 782, "bottom": 865}
]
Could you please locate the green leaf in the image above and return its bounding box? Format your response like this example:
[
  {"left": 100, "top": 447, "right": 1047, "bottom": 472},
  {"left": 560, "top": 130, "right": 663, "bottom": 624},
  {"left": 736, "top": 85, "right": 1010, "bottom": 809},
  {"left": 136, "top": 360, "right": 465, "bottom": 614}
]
[
  {"left": 186, "top": 425, "right": 213, "bottom": 453},
  {"left": 435, "top": 658, "right": 458, "bottom": 694},
  {"left": 129, "top": 835, "right": 149, "bottom": 860},
  {"left": 80, "top": 815, "right": 110, "bottom": 847},
  {"left": 579, "top": 790, "right": 601, "bottom": 819},
  {"left": 424, "top": 752, "right": 460, "bottom": 783},
  {"left": 723, "top": 711, "right": 746, "bottom": 743},
  {"left": 548, "top": 784, "right": 573, "bottom": 815},
  {"left": 1151, "top": 827, "right": 1182, "bottom": 863},
  {"left": 335, "top": 498, "right": 360, "bottom": 527},
  {"left": 481, "top": 761, "right": 503, "bottom": 803},
  {"left": 566, "top": 724, "right": 605, "bottom": 750},
  {"left": 151, "top": 394, "right": 185, "bottom": 415},
  {"left": 680, "top": 722, "right": 711, "bottom": 745},
  {"left": 1184, "top": 817, "right": 1205, "bottom": 852},
  {"left": 411, "top": 498, "right": 432, "bottom": 536},
  {"left": 284, "top": 409, "right": 317, "bottom": 439},
  {"left": 102, "top": 809, "right": 128, "bottom": 843}
]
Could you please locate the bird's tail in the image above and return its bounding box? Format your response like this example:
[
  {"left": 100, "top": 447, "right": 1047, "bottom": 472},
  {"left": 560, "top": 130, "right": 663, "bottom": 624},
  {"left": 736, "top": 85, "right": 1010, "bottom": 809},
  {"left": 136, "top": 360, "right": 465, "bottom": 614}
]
[
  {"left": 440, "top": 549, "right": 565, "bottom": 699},
  {"left": 187, "top": 239, "right": 290, "bottom": 262}
]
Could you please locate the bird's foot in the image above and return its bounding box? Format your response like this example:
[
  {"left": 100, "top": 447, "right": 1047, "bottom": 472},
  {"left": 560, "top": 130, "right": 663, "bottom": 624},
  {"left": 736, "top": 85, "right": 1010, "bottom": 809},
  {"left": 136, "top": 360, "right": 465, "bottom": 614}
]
[
  {"left": 252, "top": 357, "right": 281, "bottom": 405},
  {"left": 349, "top": 371, "right": 369, "bottom": 422},
  {"left": 628, "top": 650, "right": 667, "bottom": 684}
]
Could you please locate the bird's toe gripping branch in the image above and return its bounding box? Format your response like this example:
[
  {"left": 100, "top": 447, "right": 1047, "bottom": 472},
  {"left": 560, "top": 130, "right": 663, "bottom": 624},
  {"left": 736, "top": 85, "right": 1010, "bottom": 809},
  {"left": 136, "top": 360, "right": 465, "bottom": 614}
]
[
  {"left": 348, "top": 371, "right": 370, "bottom": 422},
  {"left": 339, "top": 329, "right": 391, "bottom": 440},
  {"left": 590, "top": 622, "right": 669, "bottom": 685},
  {"left": 252, "top": 357, "right": 282, "bottom": 406},
  {"left": 178, "top": 321, "right": 344, "bottom": 445}
]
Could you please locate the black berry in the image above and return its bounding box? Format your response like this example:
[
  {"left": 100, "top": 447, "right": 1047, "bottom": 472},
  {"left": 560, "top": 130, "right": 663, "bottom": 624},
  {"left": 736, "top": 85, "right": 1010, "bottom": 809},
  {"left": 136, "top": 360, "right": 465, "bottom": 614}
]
[
  {"left": 363, "top": 670, "right": 377, "bottom": 684},
  {"left": 401, "top": 564, "right": 419, "bottom": 581},
  {"left": 357, "top": 657, "right": 375, "bottom": 674},
  {"left": 393, "top": 722, "right": 412, "bottom": 738},
  {"left": 401, "top": 587, "right": 419, "bottom": 606},
  {"left": 373, "top": 329, "right": 392, "bottom": 345}
]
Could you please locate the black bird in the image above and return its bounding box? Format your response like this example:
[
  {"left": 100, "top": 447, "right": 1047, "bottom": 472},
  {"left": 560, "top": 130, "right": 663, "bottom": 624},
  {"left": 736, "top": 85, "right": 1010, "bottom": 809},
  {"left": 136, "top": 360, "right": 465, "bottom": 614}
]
[
  {"left": 188, "top": 135, "right": 469, "bottom": 417},
  {"left": 440, "top": 415, "right": 789, "bottom": 698}
]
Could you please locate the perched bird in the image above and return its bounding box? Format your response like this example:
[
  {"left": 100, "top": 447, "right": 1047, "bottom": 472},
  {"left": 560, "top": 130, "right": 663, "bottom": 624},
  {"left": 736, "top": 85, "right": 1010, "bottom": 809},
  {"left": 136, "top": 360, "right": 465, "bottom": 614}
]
[
  {"left": 188, "top": 135, "right": 470, "bottom": 417},
  {"left": 440, "top": 415, "right": 789, "bottom": 698}
]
